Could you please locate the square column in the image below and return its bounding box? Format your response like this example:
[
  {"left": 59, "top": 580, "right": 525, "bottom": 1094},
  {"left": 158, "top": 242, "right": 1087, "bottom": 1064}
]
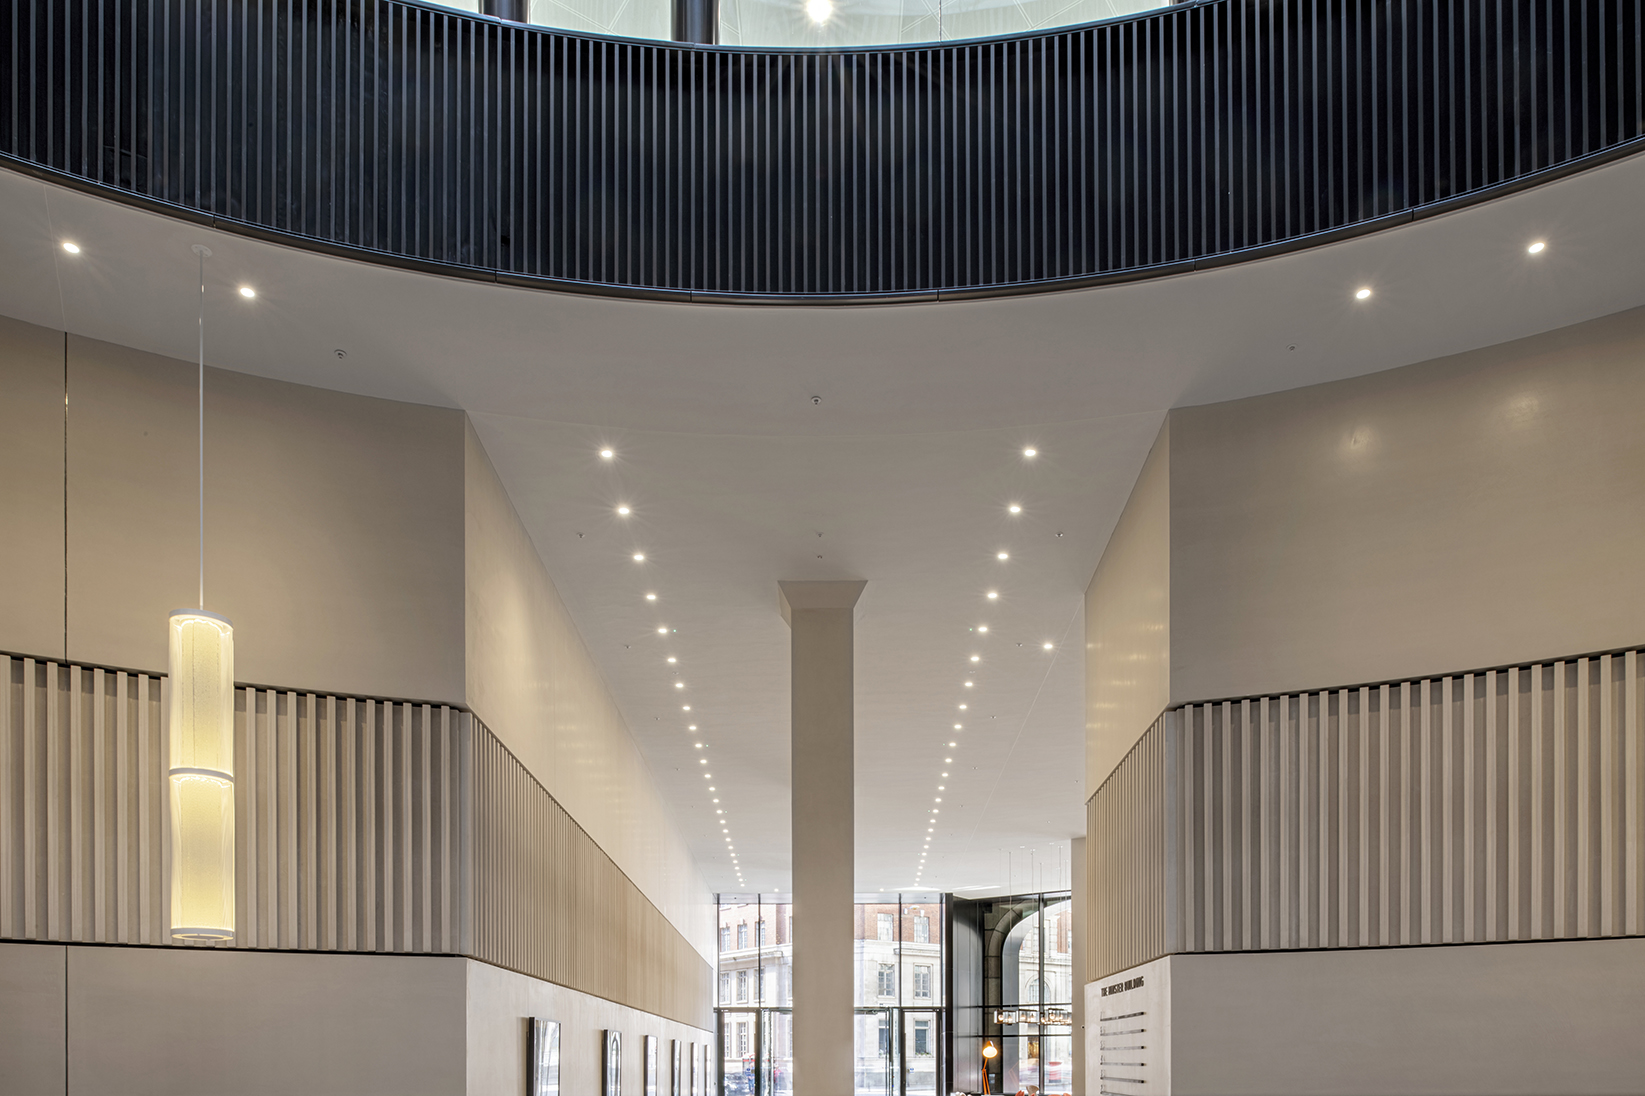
[{"left": 779, "top": 580, "right": 865, "bottom": 1096}]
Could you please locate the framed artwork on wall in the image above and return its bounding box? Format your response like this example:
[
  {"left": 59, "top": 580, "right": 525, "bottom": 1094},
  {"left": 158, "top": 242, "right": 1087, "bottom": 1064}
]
[
  {"left": 645, "top": 1034, "right": 659, "bottom": 1096},
  {"left": 530, "top": 1019, "right": 560, "bottom": 1096},
  {"left": 671, "top": 1038, "right": 683, "bottom": 1096},
  {"left": 604, "top": 1030, "right": 622, "bottom": 1096}
]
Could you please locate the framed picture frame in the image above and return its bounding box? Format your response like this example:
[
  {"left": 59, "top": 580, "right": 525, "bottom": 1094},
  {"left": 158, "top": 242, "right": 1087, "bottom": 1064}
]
[
  {"left": 645, "top": 1034, "right": 659, "bottom": 1096},
  {"left": 530, "top": 1019, "right": 560, "bottom": 1096},
  {"left": 671, "top": 1038, "right": 683, "bottom": 1096},
  {"left": 604, "top": 1030, "right": 622, "bottom": 1096}
]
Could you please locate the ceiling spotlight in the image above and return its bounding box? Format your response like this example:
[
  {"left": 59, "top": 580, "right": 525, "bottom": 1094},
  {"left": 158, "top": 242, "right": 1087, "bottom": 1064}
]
[
  {"left": 977, "top": 625, "right": 989, "bottom": 633},
  {"left": 1354, "top": 287, "right": 1372, "bottom": 300},
  {"left": 944, "top": 757, "right": 952, "bottom": 762},
  {"left": 699, "top": 758, "right": 707, "bottom": 764},
  {"left": 688, "top": 724, "right": 697, "bottom": 730},
  {"left": 969, "top": 655, "right": 980, "bottom": 663},
  {"left": 658, "top": 626, "right": 669, "bottom": 634},
  {"left": 712, "top": 798, "right": 719, "bottom": 803},
  {"left": 963, "top": 681, "right": 973, "bottom": 688},
  {"left": 695, "top": 743, "right": 704, "bottom": 749},
  {"left": 958, "top": 704, "right": 967, "bottom": 710},
  {"left": 238, "top": 286, "right": 256, "bottom": 299},
  {"left": 675, "top": 681, "right": 685, "bottom": 688},
  {"left": 646, "top": 593, "right": 658, "bottom": 601},
  {"left": 953, "top": 723, "right": 962, "bottom": 730},
  {"left": 805, "top": 0, "right": 833, "bottom": 22},
  {"left": 683, "top": 705, "right": 691, "bottom": 710},
  {"left": 634, "top": 553, "right": 646, "bottom": 562},
  {"left": 667, "top": 656, "right": 677, "bottom": 664},
  {"left": 1043, "top": 642, "right": 1054, "bottom": 650},
  {"left": 997, "top": 551, "right": 1009, "bottom": 560},
  {"left": 1023, "top": 447, "right": 1037, "bottom": 458},
  {"left": 948, "top": 741, "right": 956, "bottom": 747},
  {"left": 703, "top": 773, "right": 711, "bottom": 778},
  {"left": 61, "top": 241, "right": 81, "bottom": 254},
  {"left": 986, "top": 591, "right": 998, "bottom": 600},
  {"left": 617, "top": 505, "right": 632, "bottom": 516},
  {"left": 1007, "top": 504, "right": 1022, "bottom": 514},
  {"left": 600, "top": 448, "right": 615, "bottom": 459},
  {"left": 1528, "top": 240, "right": 1546, "bottom": 254}
]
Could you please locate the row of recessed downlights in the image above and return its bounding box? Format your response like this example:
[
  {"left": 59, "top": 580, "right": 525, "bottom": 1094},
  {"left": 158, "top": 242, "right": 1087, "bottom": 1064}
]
[
  {"left": 916, "top": 445, "right": 1057, "bottom": 886},
  {"left": 600, "top": 446, "right": 745, "bottom": 888}
]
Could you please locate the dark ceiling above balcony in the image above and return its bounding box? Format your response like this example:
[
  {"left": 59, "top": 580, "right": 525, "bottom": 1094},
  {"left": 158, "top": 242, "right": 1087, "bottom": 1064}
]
[{"left": 3, "top": 0, "right": 1642, "bottom": 302}]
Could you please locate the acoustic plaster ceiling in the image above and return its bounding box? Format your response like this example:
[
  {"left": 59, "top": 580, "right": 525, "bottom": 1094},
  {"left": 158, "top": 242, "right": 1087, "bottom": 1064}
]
[{"left": 3, "top": 151, "right": 1643, "bottom": 896}]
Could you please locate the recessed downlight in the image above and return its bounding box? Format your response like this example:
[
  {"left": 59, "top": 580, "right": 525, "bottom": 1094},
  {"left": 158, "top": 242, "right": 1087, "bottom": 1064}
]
[
  {"left": 667, "top": 656, "right": 677, "bottom": 663},
  {"left": 633, "top": 553, "right": 646, "bottom": 562},
  {"left": 675, "top": 681, "right": 685, "bottom": 688},
  {"left": 997, "top": 551, "right": 1009, "bottom": 560},
  {"left": 963, "top": 681, "right": 973, "bottom": 688},
  {"left": 1023, "top": 447, "right": 1037, "bottom": 458},
  {"left": 238, "top": 285, "right": 256, "bottom": 299},
  {"left": 1354, "top": 287, "right": 1372, "bottom": 300},
  {"left": 977, "top": 625, "right": 988, "bottom": 633},
  {"left": 617, "top": 505, "right": 632, "bottom": 516},
  {"left": 1528, "top": 240, "right": 1546, "bottom": 254},
  {"left": 986, "top": 591, "right": 998, "bottom": 600},
  {"left": 600, "top": 448, "right": 615, "bottom": 459},
  {"left": 954, "top": 723, "right": 962, "bottom": 730},
  {"left": 645, "top": 592, "right": 658, "bottom": 601},
  {"left": 1043, "top": 642, "right": 1054, "bottom": 650},
  {"left": 658, "top": 626, "right": 669, "bottom": 634},
  {"left": 969, "top": 655, "right": 980, "bottom": 662},
  {"left": 1007, "top": 503, "right": 1022, "bottom": 514},
  {"left": 61, "top": 241, "right": 81, "bottom": 254}
]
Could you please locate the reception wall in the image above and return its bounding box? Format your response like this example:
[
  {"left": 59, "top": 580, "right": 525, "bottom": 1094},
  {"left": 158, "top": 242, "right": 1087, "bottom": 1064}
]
[{"left": 1081, "top": 303, "right": 1645, "bottom": 1092}]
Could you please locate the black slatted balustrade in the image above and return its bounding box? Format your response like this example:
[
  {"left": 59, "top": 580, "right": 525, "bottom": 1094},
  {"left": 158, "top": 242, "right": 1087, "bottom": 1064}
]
[{"left": 2, "top": 0, "right": 1641, "bottom": 302}]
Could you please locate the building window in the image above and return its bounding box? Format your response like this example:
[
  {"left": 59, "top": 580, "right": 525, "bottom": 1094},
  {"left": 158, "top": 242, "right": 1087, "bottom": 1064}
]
[
  {"left": 757, "top": 918, "right": 767, "bottom": 946},
  {"left": 913, "top": 964, "right": 933, "bottom": 1000},
  {"left": 737, "top": 922, "right": 748, "bottom": 949},
  {"left": 877, "top": 913, "right": 893, "bottom": 941},
  {"left": 719, "top": 973, "right": 731, "bottom": 1003},
  {"left": 877, "top": 1015, "right": 890, "bottom": 1056},
  {"left": 720, "top": 926, "right": 731, "bottom": 951},
  {"left": 913, "top": 914, "right": 930, "bottom": 943},
  {"left": 736, "top": 1021, "right": 749, "bottom": 1058},
  {"left": 913, "top": 1019, "right": 932, "bottom": 1057},
  {"left": 736, "top": 970, "right": 749, "bottom": 1003},
  {"left": 877, "top": 963, "right": 895, "bottom": 998}
]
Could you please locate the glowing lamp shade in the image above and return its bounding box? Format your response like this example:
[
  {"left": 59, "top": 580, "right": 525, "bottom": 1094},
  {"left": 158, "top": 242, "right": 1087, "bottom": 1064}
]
[{"left": 168, "top": 609, "right": 236, "bottom": 940}]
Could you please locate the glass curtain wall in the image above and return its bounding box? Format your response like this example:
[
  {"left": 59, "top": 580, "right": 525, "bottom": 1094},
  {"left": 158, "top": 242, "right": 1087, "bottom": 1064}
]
[
  {"left": 716, "top": 895, "right": 794, "bottom": 1096},
  {"left": 853, "top": 893, "right": 945, "bottom": 1096},
  {"left": 714, "top": 893, "right": 946, "bottom": 1096},
  {"left": 951, "top": 891, "right": 1073, "bottom": 1096}
]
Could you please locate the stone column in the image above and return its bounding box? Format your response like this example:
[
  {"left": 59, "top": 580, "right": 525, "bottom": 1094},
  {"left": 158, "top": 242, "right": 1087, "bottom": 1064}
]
[{"left": 780, "top": 580, "right": 865, "bottom": 1096}]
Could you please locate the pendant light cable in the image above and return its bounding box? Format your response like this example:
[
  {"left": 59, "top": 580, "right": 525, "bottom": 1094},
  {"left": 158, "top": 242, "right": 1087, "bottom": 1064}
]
[{"left": 192, "top": 244, "right": 209, "bottom": 610}]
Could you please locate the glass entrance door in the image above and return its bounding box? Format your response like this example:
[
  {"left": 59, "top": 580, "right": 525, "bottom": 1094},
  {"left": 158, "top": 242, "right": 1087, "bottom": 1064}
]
[
  {"left": 901, "top": 1012, "right": 940, "bottom": 1096},
  {"left": 760, "top": 1010, "right": 793, "bottom": 1096},
  {"left": 854, "top": 1009, "right": 895, "bottom": 1096}
]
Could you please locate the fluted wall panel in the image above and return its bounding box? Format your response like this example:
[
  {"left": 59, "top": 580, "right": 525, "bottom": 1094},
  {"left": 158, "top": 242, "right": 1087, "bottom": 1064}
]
[
  {"left": 471, "top": 727, "right": 713, "bottom": 1029},
  {"left": 1088, "top": 648, "right": 1645, "bottom": 981},
  {"left": 0, "top": 656, "right": 469, "bottom": 953},
  {"left": 0, "top": 651, "right": 709, "bottom": 1027},
  {"left": 1086, "top": 709, "right": 1176, "bottom": 982},
  {"left": 2, "top": 0, "right": 1642, "bottom": 300}
]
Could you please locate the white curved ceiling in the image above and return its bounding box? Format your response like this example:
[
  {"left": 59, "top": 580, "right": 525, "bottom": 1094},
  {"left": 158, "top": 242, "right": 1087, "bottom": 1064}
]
[{"left": 3, "top": 150, "right": 1642, "bottom": 896}]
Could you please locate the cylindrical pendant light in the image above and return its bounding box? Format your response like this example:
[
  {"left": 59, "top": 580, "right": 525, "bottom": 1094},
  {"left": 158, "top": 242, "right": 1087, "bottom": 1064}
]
[
  {"left": 168, "top": 608, "right": 236, "bottom": 938},
  {"left": 169, "top": 243, "right": 236, "bottom": 941}
]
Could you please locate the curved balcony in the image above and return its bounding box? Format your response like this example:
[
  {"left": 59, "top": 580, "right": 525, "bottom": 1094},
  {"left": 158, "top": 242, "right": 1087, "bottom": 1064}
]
[{"left": 2, "top": 0, "right": 1641, "bottom": 303}]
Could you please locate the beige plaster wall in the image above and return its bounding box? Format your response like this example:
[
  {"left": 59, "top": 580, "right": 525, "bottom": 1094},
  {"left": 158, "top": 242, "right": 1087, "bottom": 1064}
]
[
  {"left": 465, "top": 957, "right": 712, "bottom": 1096},
  {"left": 0, "top": 315, "right": 66, "bottom": 659},
  {"left": 0, "top": 943, "right": 66, "bottom": 1096},
  {"left": 464, "top": 421, "right": 714, "bottom": 959},
  {"left": 1084, "top": 420, "right": 1171, "bottom": 792},
  {"left": 64, "top": 947, "right": 468, "bottom": 1096},
  {"left": 1169, "top": 939, "right": 1645, "bottom": 1095},
  {"left": 1169, "top": 304, "right": 1645, "bottom": 704},
  {"left": 63, "top": 331, "right": 468, "bottom": 698}
]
